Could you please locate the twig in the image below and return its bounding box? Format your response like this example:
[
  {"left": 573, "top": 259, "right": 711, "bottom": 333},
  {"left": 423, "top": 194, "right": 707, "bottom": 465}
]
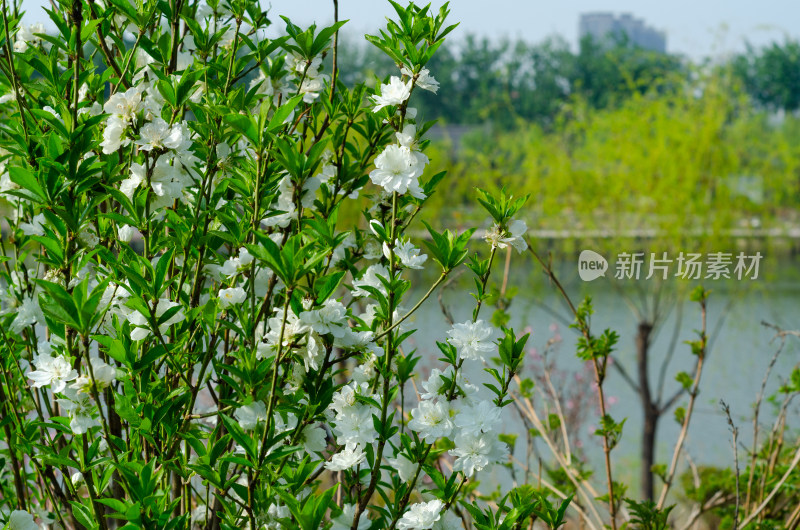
[
  {"left": 656, "top": 295, "right": 707, "bottom": 509},
  {"left": 745, "top": 322, "right": 788, "bottom": 512},
  {"left": 740, "top": 443, "right": 800, "bottom": 528},
  {"left": 720, "top": 400, "right": 740, "bottom": 529}
]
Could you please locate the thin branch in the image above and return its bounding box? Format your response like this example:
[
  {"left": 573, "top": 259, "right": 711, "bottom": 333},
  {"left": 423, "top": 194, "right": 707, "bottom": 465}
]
[
  {"left": 656, "top": 296, "right": 707, "bottom": 509},
  {"left": 720, "top": 400, "right": 740, "bottom": 529}
]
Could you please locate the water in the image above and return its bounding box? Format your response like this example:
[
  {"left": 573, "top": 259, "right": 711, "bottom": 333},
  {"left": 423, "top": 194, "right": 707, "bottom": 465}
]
[{"left": 402, "top": 245, "right": 800, "bottom": 492}]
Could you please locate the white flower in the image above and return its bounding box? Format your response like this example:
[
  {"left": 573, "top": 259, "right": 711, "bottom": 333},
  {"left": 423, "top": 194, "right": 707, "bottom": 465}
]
[
  {"left": 78, "top": 227, "right": 100, "bottom": 248},
  {"left": 299, "top": 298, "right": 348, "bottom": 337},
  {"left": 120, "top": 162, "right": 145, "bottom": 199},
  {"left": 255, "top": 308, "right": 310, "bottom": 360},
  {"left": 301, "top": 423, "right": 327, "bottom": 454},
  {"left": 351, "top": 353, "right": 378, "bottom": 385},
  {"left": 101, "top": 115, "right": 129, "bottom": 154},
  {"left": 118, "top": 224, "right": 134, "bottom": 243},
  {"left": 11, "top": 297, "right": 44, "bottom": 334},
  {"left": 127, "top": 298, "right": 186, "bottom": 341},
  {"left": 402, "top": 66, "right": 439, "bottom": 93},
  {"left": 454, "top": 400, "right": 502, "bottom": 434},
  {"left": 13, "top": 23, "right": 45, "bottom": 53},
  {"left": 28, "top": 353, "right": 78, "bottom": 393},
  {"left": 351, "top": 263, "right": 390, "bottom": 298},
  {"left": 384, "top": 239, "right": 427, "bottom": 269},
  {"left": 265, "top": 502, "right": 291, "bottom": 527},
  {"left": 149, "top": 157, "right": 190, "bottom": 203},
  {"left": 104, "top": 86, "right": 143, "bottom": 123},
  {"left": 324, "top": 445, "right": 366, "bottom": 471},
  {"left": 219, "top": 286, "right": 246, "bottom": 308},
  {"left": 483, "top": 219, "right": 528, "bottom": 253},
  {"left": 369, "top": 144, "right": 425, "bottom": 199},
  {"left": 56, "top": 387, "right": 100, "bottom": 434},
  {"left": 0, "top": 89, "right": 17, "bottom": 105},
  {"left": 332, "top": 405, "right": 378, "bottom": 448},
  {"left": 19, "top": 213, "right": 46, "bottom": 236},
  {"left": 372, "top": 76, "right": 412, "bottom": 112},
  {"left": 90, "top": 358, "right": 118, "bottom": 387},
  {"left": 300, "top": 75, "right": 327, "bottom": 103},
  {"left": 71, "top": 471, "right": 85, "bottom": 487},
  {"left": 334, "top": 329, "right": 378, "bottom": 357},
  {"left": 432, "top": 510, "right": 462, "bottom": 530},
  {"left": 420, "top": 368, "right": 450, "bottom": 400},
  {"left": 298, "top": 331, "right": 324, "bottom": 372},
  {"left": 447, "top": 320, "right": 495, "bottom": 362},
  {"left": 70, "top": 357, "right": 117, "bottom": 394},
  {"left": 7, "top": 509, "right": 38, "bottom": 530},
  {"left": 450, "top": 431, "right": 505, "bottom": 477},
  {"left": 136, "top": 118, "right": 184, "bottom": 151},
  {"left": 397, "top": 499, "right": 443, "bottom": 530},
  {"left": 234, "top": 401, "right": 267, "bottom": 431},
  {"left": 329, "top": 382, "right": 371, "bottom": 418},
  {"left": 331, "top": 503, "right": 371, "bottom": 530},
  {"left": 408, "top": 400, "right": 453, "bottom": 443},
  {"left": 387, "top": 453, "right": 417, "bottom": 482}
]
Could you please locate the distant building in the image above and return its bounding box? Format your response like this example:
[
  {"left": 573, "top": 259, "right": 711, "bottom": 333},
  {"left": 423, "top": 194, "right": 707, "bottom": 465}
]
[{"left": 579, "top": 13, "right": 666, "bottom": 53}]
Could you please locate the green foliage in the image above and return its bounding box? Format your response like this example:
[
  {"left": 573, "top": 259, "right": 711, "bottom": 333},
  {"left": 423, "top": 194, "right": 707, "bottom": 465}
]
[{"left": 624, "top": 499, "right": 674, "bottom": 530}]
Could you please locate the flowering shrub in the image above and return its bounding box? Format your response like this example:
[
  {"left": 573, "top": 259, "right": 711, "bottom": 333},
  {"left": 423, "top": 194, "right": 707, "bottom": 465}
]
[{"left": 0, "top": 0, "right": 554, "bottom": 528}]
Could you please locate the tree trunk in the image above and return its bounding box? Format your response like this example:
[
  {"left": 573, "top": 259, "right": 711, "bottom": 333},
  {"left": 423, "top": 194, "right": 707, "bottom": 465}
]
[{"left": 636, "top": 321, "right": 657, "bottom": 501}]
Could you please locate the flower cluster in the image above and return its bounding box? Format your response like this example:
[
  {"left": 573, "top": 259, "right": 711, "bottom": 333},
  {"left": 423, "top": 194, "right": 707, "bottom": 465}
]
[{"left": 0, "top": 2, "right": 533, "bottom": 528}]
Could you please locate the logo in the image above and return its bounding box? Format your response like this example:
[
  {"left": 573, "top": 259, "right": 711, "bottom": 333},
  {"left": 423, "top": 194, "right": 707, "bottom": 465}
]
[{"left": 578, "top": 250, "right": 608, "bottom": 282}]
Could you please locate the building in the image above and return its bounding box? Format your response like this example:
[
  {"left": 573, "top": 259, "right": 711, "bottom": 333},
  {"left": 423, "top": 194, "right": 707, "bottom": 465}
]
[{"left": 579, "top": 13, "right": 667, "bottom": 53}]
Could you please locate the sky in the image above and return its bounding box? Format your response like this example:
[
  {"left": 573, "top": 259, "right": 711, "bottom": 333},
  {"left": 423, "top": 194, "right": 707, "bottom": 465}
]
[{"left": 21, "top": 0, "right": 800, "bottom": 60}]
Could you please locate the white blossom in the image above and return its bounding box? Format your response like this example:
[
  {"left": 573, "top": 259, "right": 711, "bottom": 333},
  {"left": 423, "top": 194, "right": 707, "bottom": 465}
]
[
  {"left": 324, "top": 445, "right": 366, "bottom": 471},
  {"left": 450, "top": 431, "right": 505, "bottom": 477},
  {"left": 351, "top": 263, "right": 390, "bottom": 298},
  {"left": 369, "top": 144, "right": 425, "bottom": 199},
  {"left": 56, "top": 387, "right": 100, "bottom": 434},
  {"left": 101, "top": 115, "right": 130, "bottom": 154},
  {"left": 301, "top": 423, "right": 327, "bottom": 454},
  {"left": 104, "top": 86, "right": 144, "bottom": 124},
  {"left": 483, "top": 219, "right": 528, "bottom": 253},
  {"left": 7, "top": 509, "right": 38, "bottom": 530},
  {"left": 387, "top": 453, "right": 417, "bottom": 482},
  {"left": 70, "top": 357, "right": 118, "bottom": 394},
  {"left": 397, "top": 499, "right": 443, "bottom": 530},
  {"left": 13, "top": 23, "right": 45, "bottom": 53},
  {"left": 332, "top": 405, "right": 379, "bottom": 448},
  {"left": 12, "top": 297, "right": 45, "bottom": 334},
  {"left": 420, "top": 368, "right": 450, "bottom": 400},
  {"left": 127, "top": 298, "right": 186, "bottom": 341},
  {"left": 234, "top": 401, "right": 267, "bottom": 431},
  {"left": 300, "top": 298, "right": 348, "bottom": 337},
  {"left": 402, "top": 66, "right": 439, "bottom": 93},
  {"left": 120, "top": 162, "right": 145, "bottom": 199},
  {"left": 384, "top": 238, "right": 427, "bottom": 269},
  {"left": 136, "top": 118, "right": 185, "bottom": 152},
  {"left": 118, "top": 224, "right": 134, "bottom": 243},
  {"left": 28, "top": 353, "right": 78, "bottom": 393},
  {"left": 454, "top": 400, "right": 502, "bottom": 434},
  {"left": 408, "top": 400, "right": 453, "bottom": 443},
  {"left": 447, "top": 320, "right": 495, "bottom": 362},
  {"left": 20, "top": 213, "right": 46, "bottom": 236},
  {"left": 372, "top": 76, "right": 412, "bottom": 112},
  {"left": 330, "top": 504, "right": 371, "bottom": 530},
  {"left": 219, "top": 286, "right": 246, "bottom": 308}
]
